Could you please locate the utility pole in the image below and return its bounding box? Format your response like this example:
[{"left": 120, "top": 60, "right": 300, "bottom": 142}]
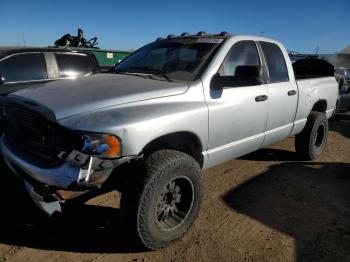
[{"left": 22, "top": 32, "right": 26, "bottom": 47}]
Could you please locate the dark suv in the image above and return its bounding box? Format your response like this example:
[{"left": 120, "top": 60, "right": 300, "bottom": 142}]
[{"left": 0, "top": 47, "right": 100, "bottom": 95}]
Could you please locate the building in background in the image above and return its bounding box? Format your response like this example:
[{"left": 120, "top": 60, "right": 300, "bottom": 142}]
[
  {"left": 321, "top": 45, "right": 350, "bottom": 68},
  {"left": 289, "top": 45, "right": 350, "bottom": 69}
]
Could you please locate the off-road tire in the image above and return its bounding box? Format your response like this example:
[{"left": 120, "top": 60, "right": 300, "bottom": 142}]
[
  {"left": 120, "top": 149, "right": 203, "bottom": 250},
  {"left": 295, "top": 111, "right": 328, "bottom": 160}
]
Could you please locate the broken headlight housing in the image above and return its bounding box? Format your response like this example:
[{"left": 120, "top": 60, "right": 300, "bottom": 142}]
[{"left": 81, "top": 133, "right": 122, "bottom": 158}]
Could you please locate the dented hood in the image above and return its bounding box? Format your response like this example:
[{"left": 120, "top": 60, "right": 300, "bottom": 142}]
[{"left": 9, "top": 74, "right": 189, "bottom": 120}]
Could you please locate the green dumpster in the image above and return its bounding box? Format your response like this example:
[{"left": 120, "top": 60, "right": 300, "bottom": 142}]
[{"left": 58, "top": 46, "right": 133, "bottom": 67}]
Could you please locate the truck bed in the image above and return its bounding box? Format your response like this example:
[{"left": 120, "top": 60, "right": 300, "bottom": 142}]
[{"left": 295, "top": 76, "right": 338, "bottom": 121}]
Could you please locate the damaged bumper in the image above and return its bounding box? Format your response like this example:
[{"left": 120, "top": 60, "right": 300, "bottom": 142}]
[{"left": 0, "top": 136, "right": 136, "bottom": 215}]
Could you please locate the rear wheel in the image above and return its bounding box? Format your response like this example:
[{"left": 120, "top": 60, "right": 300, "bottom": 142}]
[
  {"left": 295, "top": 111, "right": 328, "bottom": 160},
  {"left": 120, "top": 149, "right": 202, "bottom": 250}
]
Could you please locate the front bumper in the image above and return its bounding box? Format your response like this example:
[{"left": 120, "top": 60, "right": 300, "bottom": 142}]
[{"left": 1, "top": 136, "right": 136, "bottom": 215}]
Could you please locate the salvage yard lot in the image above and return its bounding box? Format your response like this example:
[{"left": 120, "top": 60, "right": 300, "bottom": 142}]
[{"left": 0, "top": 113, "right": 349, "bottom": 262}]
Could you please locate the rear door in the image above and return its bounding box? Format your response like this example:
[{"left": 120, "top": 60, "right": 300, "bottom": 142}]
[
  {"left": 54, "top": 53, "right": 93, "bottom": 78},
  {"left": 206, "top": 40, "right": 269, "bottom": 167},
  {"left": 0, "top": 52, "right": 48, "bottom": 95},
  {"left": 259, "top": 41, "right": 298, "bottom": 146}
]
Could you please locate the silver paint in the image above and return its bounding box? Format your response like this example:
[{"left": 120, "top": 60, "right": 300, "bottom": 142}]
[{"left": 2, "top": 35, "right": 339, "bottom": 203}]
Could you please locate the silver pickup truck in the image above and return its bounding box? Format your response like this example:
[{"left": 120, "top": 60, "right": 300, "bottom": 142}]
[{"left": 0, "top": 32, "right": 338, "bottom": 250}]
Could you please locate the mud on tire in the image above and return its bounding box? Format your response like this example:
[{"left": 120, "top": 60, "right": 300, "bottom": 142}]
[
  {"left": 295, "top": 111, "right": 328, "bottom": 160},
  {"left": 120, "top": 149, "right": 203, "bottom": 250}
]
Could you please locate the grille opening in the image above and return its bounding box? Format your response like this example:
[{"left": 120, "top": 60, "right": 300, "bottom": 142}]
[{"left": 2, "top": 103, "right": 83, "bottom": 167}]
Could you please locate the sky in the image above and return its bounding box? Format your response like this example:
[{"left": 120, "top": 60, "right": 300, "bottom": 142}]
[{"left": 0, "top": 0, "right": 349, "bottom": 54}]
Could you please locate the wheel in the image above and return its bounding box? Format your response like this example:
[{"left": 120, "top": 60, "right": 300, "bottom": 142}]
[
  {"left": 295, "top": 111, "right": 328, "bottom": 160},
  {"left": 120, "top": 149, "right": 203, "bottom": 250}
]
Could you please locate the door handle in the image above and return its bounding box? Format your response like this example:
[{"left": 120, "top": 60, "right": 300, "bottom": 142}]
[
  {"left": 255, "top": 95, "right": 268, "bottom": 102},
  {"left": 288, "top": 90, "right": 297, "bottom": 96}
]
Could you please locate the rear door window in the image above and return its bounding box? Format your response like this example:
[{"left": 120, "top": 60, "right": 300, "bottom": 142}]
[
  {"left": 260, "top": 41, "right": 289, "bottom": 83},
  {"left": 0, "top": 53, "right": 48, "bottom": 82},
  {"left": 55, "top": 53, "right": 92, "bottom": 77}
]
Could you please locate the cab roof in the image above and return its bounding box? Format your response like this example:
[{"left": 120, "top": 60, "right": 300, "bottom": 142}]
[{"left": 0, "top": 46, "right": 91, "bottom": 59}]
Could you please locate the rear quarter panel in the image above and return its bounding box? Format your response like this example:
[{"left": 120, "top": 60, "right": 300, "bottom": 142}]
[{"left": 291, "top": 77, "right": 338, "bottom": 135}]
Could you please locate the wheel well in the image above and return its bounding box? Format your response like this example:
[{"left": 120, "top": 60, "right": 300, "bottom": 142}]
[
  {"left": 142, "top": 132, "right": 204, "bottom": 168},
  {"left": 311, "top": 100, "right": 327, "bottom": 113}
]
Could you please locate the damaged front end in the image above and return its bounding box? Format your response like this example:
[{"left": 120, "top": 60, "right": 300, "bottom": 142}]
[{"left": 0, "top": 97, "right": 137, "bottom": 215}]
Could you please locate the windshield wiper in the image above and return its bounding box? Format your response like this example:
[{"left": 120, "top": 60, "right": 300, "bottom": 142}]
[
  {"left": 115, "top": 70, "right": 153, "bottom": 79},
  {"left": 129, "top": 67, "right": 172, "bottom": 82}
]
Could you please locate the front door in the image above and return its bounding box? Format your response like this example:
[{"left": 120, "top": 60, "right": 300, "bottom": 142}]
[
  {"left": 205, "top": 40, "right": 269, "bottom": 167},
  {"left": 0, "top": 52, "right": 48, "bottom": 95}
]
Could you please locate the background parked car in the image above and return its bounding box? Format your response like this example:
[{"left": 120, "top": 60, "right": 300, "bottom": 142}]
[
  {"left": 335, "top": 68, "right": 350, "bottom": 91},
  {"left": 334, "top": 68, "right": 350, "bottom": 112},
  {"left": 0, "top": 47, "right": 101, "bottom": 95}
]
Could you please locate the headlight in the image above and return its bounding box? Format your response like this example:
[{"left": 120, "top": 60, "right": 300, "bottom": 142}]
[{"left": 82, "top": 133, "right": 122, "bottom": 158}]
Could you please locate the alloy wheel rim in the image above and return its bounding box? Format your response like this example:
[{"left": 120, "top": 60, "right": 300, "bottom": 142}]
[{"left": 155, "top": 176, "right": 194, "bottom": 231}]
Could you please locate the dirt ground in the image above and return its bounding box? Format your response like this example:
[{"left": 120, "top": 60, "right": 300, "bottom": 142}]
[{"left": 0, "top": 113, "right": 349, "bottom": 262}]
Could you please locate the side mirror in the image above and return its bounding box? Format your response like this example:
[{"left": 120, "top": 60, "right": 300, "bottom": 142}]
[
  {"left": 0, "top": 74, "right": 5, "bottom": 84},
  {"left": 210, "top": 65, "right": 264, "bottom": 90}
]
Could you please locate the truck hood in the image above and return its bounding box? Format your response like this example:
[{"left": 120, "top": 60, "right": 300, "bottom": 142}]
[{"left": 10, "top": 74, "right": 189, "bottom": 120}]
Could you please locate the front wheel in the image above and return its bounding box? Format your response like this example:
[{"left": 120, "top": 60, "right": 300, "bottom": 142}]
[
  {"left": 120, "top": 150, "right": 203, "bottom": 250},
  {"left": 295, "top": 111, "right": 329, "bottom": 160}
]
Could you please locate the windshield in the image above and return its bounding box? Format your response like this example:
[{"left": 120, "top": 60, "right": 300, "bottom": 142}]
[{"left": 116, "top": 38, "right": 223, "bottom": 82}]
